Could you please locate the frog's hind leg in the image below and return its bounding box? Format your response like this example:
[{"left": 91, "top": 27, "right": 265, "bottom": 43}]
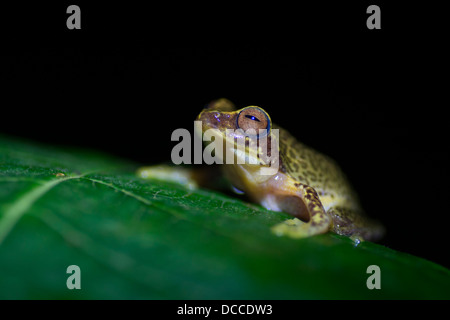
[
  {"left": 328, "top": 206, "right": 385, "bottom": 242},
  {"left": 270, "top": 186, "right": 333, "bottom": 239}
]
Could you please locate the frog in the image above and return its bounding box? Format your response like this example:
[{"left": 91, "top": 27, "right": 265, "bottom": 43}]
[{"left": 138, "top": 98, "right": 384, "bottom": 242}]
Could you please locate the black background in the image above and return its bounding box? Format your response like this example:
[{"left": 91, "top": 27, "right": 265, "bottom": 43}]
[{"left": 1, "top": 3, "right": 449, "bottom": 269}]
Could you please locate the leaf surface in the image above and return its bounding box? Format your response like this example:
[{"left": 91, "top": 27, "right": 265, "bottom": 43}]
[{"left": 0, "top": 136, "right": 449, "bottom": 299}]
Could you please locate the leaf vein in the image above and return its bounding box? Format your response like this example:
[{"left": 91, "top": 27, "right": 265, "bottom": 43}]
[{"left": 0, "top": 174, "right": 84, "bottom": 245}]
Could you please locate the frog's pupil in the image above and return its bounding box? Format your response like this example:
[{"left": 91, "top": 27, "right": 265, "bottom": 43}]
[{"left": 245, "top": 115, "right": 260, "bottom": 122}]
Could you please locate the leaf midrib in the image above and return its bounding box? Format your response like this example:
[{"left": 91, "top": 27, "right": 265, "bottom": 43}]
[{"left": 0, "top": 174, "right": 85, "bottom": 244}]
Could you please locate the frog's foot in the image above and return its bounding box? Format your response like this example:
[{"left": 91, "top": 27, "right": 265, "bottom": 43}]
[
  {"left": 271, "top": 218, "right": 308, "bottom": 238},
  {"left": 271, "top": 215, "right": 331, "bottom": 239},
  {"left": 328, "top": 206, "right": 385, "bottom": 242},
  {"left": 270, "top": 186, "right": 332, "bottom": 239},
  {"left": 137, "top": 165, "right": 199, "bottom": 190}
]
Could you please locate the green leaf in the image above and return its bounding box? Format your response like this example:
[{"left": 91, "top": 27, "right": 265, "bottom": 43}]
[{"left": 0, "top": 135, "right": 449, "bottom": 299}]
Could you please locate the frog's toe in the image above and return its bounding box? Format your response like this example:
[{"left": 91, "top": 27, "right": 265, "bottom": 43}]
[
  {"left": 283, "top": 218, "right": 302, "bottom": 226},
  {"left": 271, "top": 218, "right": 329, "bottom": 239},
  {"left": 271, "top": 219, "right": 306, "bottom": 238},
  {"left": 271, "top": 218, "right": 303, "bottom": 237}
]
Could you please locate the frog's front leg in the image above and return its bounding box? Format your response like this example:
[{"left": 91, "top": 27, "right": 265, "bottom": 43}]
[
  {"left": 270, "top": 184, "right": 332, "bottom": 238},
  {"left": 137, "top": 164, "right": 223, "bottom": 191},
  {"left": 137, "top": 165, "right": 200, "bottom": 190}
]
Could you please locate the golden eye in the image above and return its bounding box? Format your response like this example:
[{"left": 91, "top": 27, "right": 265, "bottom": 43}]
[{"left": 236, "top": 107, "right": 270, "bottom": 135}]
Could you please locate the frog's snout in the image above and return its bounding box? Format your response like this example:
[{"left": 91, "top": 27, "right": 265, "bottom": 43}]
[{"left": 197, "top": 108, "right": 238, "bottom": 133}]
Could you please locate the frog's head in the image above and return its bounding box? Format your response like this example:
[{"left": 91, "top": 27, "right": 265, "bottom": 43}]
[{"left": 196, "top": 99, "right": 277, "bottom": 172}]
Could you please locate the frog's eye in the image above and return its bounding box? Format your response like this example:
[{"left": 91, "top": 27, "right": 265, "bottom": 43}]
[{"left": 237, "top": 107, "right": 270, "bottom": 135}]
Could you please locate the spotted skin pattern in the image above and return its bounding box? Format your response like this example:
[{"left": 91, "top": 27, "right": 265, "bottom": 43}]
[
  {"left": 138, "top": 98, "right": 384, "bottom": 241},
  {"left": 271, "top": 122, "right": 384, "bottom": 241},
  {"left": 202, "top": 99, "right": 384, "bottom": 241},
  {"left": 277, "top": 126, "right": 359, "bottom": 212}
]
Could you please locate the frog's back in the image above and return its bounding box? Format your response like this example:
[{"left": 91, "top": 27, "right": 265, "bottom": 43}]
[{"left": 276, "top": 125, "right": 361, "bottom": 212}]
